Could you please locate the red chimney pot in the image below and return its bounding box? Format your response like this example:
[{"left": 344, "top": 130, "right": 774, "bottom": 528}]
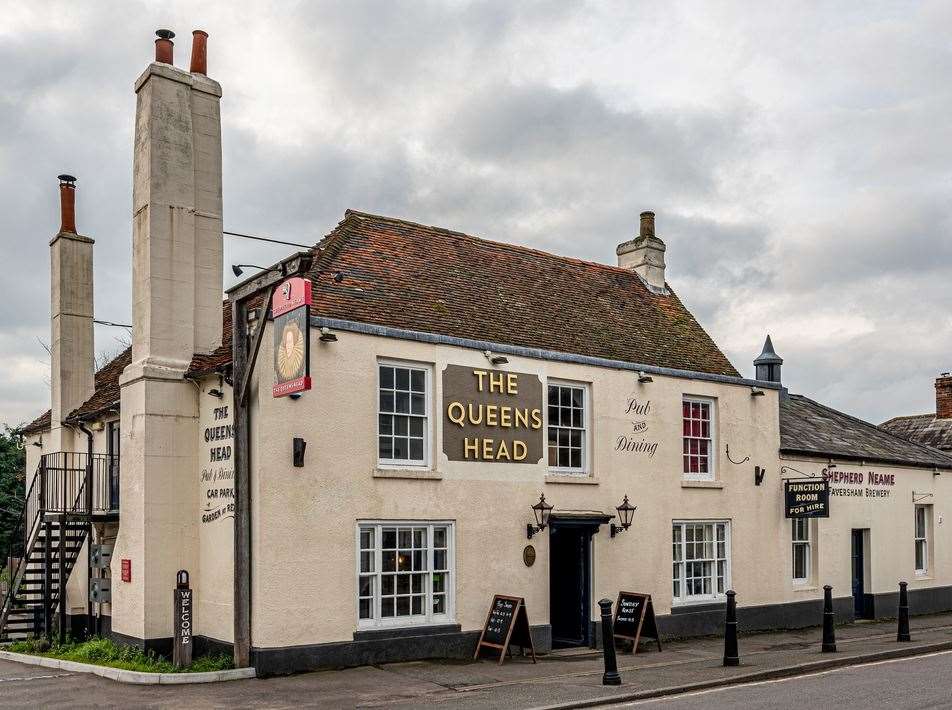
[
  {"left": 57, "top": 174, "right": 77, "bottom": 234},
  {"left": 155, "top": 29, "right": 175, "bottom": 65},
  {"left": 190, "top": 30, "right": 208, "bottom": 75},
  {"left": 937, "top": 374, "right": 952, "bottom": 420}
]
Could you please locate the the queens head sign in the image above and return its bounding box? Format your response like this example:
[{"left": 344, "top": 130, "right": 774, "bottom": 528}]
[
  {"left": 442, "top": 365, "right": 544, "bottom": 463},
  {"left": 272, "top": 277, "right": 312, "bottom": 397}
]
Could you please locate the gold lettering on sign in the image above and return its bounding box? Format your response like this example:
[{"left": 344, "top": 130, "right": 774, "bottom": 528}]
[{"left": 444, "top": 366, "right": 544, "bottom": 463}]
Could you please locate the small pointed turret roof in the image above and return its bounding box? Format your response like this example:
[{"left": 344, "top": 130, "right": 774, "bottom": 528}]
[{"left": 754, "top": 335, "right": 783, "bottom": 366}]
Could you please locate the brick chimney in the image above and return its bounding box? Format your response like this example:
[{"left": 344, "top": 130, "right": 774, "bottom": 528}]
[
  {"left": 616, "top": 211, "right": 668, "bottom": 293},
  {"left": 937, "top": 373, "right": 952, "bottom": 419},
  {"left": 49, "top": 175, "right": 95, "bottom": 451},
  {"left": 115, "top": 29, "right": 222, "bottom": 643}
]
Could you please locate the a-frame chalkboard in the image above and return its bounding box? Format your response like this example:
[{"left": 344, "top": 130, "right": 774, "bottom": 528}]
[
  {"left": 474, "top": 595, "right": 537, "bottom": 664},
  {"left": 612, "top": 591, "right": 662, "bottom": 653}
]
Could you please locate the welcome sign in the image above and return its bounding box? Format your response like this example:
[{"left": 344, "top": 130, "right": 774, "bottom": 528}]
[{"left": 442, "top": 365, "right": 544, "bottom": 463}]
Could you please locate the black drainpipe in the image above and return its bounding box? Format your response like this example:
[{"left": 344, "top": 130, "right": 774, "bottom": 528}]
[{"left": 76, "top": 422, "right": 95, "bottom": 640}]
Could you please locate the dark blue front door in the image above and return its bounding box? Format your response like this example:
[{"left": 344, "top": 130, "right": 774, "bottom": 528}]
[
  {"left": 550, "top": 524, "right": 592, "bottom": 647},
  {"left": 851, "top": 529, "right": 866, "bottom": 617}
]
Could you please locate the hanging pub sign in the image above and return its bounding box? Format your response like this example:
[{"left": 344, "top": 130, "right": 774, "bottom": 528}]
[
  {"left": 272, "top": 276, "right": 312, "bottom": 397},
  {"left": 784, "top": 480, "right": 830, "bottom": 518},
  {"left": 442, "top": 365, "right": 544, "bottom": 463},
  {"left": 474, "top": 595, "right": 537, "bottom": 664},
  {"left": 612, "top": 592, "right": 662, "bottom": 653}
]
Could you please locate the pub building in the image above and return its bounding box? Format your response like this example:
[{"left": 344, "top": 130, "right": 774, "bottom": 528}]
[{"left": 8, "top": 30, "right": 952, "bottom": 674}]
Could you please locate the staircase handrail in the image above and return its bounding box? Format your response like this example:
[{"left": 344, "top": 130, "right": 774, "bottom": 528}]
[{"left": 0, "top": 459, "right": 45, "bottom": 634}]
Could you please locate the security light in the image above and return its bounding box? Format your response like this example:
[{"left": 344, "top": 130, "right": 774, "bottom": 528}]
[
  {"left": 750, "top": 387, "right": 765, "bottom": 397},
  {"left": 207, "top": 388, "right": 224, "bottom": 399},
  {"left": 637, "top": 371, "right": 653, "bottom": 383},
  {"left": 319, "top": 327, "right": 338, "bottom": 342},
  {"left": 484, "top": 350, "right": 508, "bottom": 366}
]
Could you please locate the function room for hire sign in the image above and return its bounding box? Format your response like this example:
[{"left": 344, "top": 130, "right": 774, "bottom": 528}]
[{"left": 272, "top": 277, "right": 312, "bottom": 397}]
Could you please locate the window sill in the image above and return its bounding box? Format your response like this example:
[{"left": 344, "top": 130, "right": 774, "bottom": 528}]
[
  {"left": 681, "top": 480, "right": 723, "bottom": 489},
  {"left": 373, "top": 468, "right": 443, "bottom": 480},
  {"left": 546, "top": 473, "right": 599, "bottom": 485},
  {"left": 354, "top": 622, "right": 460, "bottom": 641},
  {"left": 914, "top": 573, "right": 933, "bottom": 581},
  {"left": 671, "top": 600, "right": 726, "bottom": 614},
  {"left": 793, "top": 584, "right": 819, "bottom": 592}
]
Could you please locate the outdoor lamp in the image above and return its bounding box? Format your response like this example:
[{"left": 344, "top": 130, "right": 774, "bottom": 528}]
[
  {"left": 527, "top": 494, "right": 553, "bottom": 539},
  {"left": 610, "top": 495, "right": 637, "bottom": 538}
]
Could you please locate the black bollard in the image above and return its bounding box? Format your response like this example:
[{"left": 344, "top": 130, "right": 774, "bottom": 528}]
[
  {"left": 723, "top": 590, "right": 739, "bottom": 666},
  {"left": 897, "top": 581, "right": 911, "bottom": 642},
  {"left": 822, "top": 585, "right": 837, "bottom": 652},
  {"left": 598, "top": 598, "right": 622, "bottom": 686}
]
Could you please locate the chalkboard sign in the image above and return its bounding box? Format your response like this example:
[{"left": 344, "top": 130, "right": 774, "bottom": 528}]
[
  {"left": 613, "top": 592, "right": 662, "bottom": 653},
  {"left": 474, "top": 595, "right": 537, "bottom": 664},
  {"left": 784, "top": 480, "right": 830, "bottom": 518}
]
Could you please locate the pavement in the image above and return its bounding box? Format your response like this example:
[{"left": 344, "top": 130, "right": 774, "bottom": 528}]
[{"left": 2, "top": 614, "right": 952, "bottom": 709}]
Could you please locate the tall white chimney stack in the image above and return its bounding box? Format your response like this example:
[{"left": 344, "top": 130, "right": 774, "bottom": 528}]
[
  {"left": 115, "top": 29, "right": 222, "bottom": 643},
  {"left": 49, "top": 175, "right": 95, "bottom": 451}
]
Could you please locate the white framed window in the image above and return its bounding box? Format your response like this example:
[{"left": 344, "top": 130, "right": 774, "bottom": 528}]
[
  {"left": 357, "top": 521, "right": 454, "bottom": 629},
  {"left": 547, "top": 381, "right": 589, "bottom": 473},
  {"left": 682, "top": 397, "right": 715, "bottom": 480},
  {"left": 377, "top": 361, "right": 431, "bottom": 468},
  {"left": 915, "top": 505, "right": 930, "bottom": 576},
  {"left": 792, "top": 519, "right": 812, "bottom": 584},
  {"left": 672, "top": 521, "right": 730, "bottom": 605}
]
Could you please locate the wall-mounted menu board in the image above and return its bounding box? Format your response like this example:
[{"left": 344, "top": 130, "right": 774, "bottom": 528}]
[
  {"left": 613, "top": 592, "right": 662, "bottom": 653},
  {"left": 474, "top": 595, "right": 537, "bottom": 664}
]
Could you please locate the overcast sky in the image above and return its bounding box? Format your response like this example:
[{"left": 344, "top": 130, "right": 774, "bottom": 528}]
[{"left": 1, "top": 0, "right": 950, "bottom": 428}]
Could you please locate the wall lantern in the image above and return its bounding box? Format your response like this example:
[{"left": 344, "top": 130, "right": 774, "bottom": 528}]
[
  {"left": 526, "top": 494, "right": 553, "bottom": 539},
  {"left": 610, "top": 495, "right": 637, "bottom": 538}
]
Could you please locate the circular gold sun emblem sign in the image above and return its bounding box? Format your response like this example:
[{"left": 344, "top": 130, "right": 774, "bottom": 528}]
[{"left": 277, "top": 320, "right": 305, "bottom": 380}]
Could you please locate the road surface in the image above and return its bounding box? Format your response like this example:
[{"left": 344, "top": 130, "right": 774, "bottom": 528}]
[{"left": 605, "top": 650, "right": 952, "bottom": 709}]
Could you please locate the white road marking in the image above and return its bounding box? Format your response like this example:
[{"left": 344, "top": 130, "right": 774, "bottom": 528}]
[
  {"left": 605, "top": 649, "right": 952, "bottom": 707},
  {"left": 0, "top": 672, "right": 73, "bottom": 683}
]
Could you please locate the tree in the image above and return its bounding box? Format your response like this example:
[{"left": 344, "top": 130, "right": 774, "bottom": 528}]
[{"left": 0, "top": 426, "right": 26, "bottom": 565}]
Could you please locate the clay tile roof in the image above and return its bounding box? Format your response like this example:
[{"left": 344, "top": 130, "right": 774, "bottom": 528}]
[
  {"left": 881, "top": 414, "right": 952, "bottom": 453},
  {"left": 20, "top": 409, "right": 51, "bottom": 436},
  {"left": 65, "top": 346, "right": 132, "bottom": 423},
  {"left": 26, "top": 209, "right": 742, "bottom": 431},
  {"left": 780, "top": 394, "right": 952, "bottom": 470},
  {"left": 303, "top": 210, "right": 739, "bottom": 376}
]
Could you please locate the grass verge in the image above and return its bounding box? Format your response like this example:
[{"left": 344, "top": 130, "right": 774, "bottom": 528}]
[{"left": 5, "top": 636, "right": 233, "bottom": 674}]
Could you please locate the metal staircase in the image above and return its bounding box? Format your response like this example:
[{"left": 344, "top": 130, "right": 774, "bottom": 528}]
[{"left": 0, "top": 452, "right": 117, "bottom": 643}]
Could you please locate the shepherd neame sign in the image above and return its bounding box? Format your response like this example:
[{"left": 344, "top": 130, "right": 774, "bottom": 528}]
[
  {"left": 442, "top": 365, "right": 543, "bottom": 463},
  {"left": 784, "top": 480, "right": 830, "bottom": 518}
]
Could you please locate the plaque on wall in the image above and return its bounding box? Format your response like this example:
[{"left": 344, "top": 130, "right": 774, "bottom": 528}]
[{"left": 442, "top": 365, "right": 544, "bottom": 463}]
